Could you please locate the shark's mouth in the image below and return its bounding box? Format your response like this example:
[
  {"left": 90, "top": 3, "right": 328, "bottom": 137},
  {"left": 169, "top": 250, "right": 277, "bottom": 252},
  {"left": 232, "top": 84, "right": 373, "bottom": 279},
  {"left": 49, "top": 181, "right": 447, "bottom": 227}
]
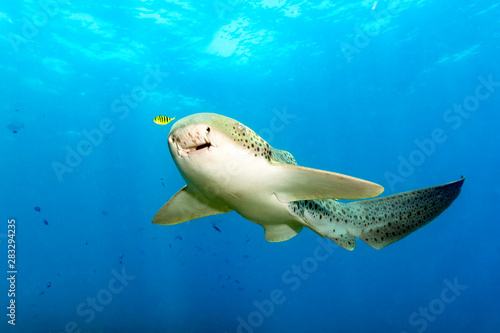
[
  {"left": 195, "top": 142, "right": 212, "bottom": 150},
  {"left": 173, "top": 133, "right": 214, "bottom": 157}
]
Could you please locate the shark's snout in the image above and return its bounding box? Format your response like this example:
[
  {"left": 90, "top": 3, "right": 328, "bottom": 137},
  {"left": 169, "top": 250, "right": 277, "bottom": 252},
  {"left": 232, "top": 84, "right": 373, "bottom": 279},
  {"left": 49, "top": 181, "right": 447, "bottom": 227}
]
[{"left": 169, "top": 125, "right": 214, "bottom": 157}]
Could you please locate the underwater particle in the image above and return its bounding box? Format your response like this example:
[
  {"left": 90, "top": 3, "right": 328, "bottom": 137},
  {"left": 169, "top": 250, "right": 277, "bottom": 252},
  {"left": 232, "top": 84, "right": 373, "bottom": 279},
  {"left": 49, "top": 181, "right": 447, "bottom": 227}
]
[
  {"left": 43, "top": 219, "right": 48, "bottom": 225},
  {"left": 7, "top": 121, "right": 24, "bottom": 133},
  {"left": 243, "top": 255, "right": 249, "bottom": 258},
  {"left": 213, "top": 224, "right": 221, "bottom": 232},
  {"left": 238, "top": 287, "right": 244, "bottom": 291},
  {"left": 85, "top": 241, "right": 88, "bottom": 245},
  {"left": 46, "top": 282, "right": 51, "bottom": 288},
  {"left": 175, "top": 235, "right": 183, "bottom": 240},
  {"left": 168, "top": 243, "right": 172, "bottom": 248},
  {"left": 153, "top": 115, "right": 175, "bottom": 125},
  {"left": 34, "top": 207, "right": 41, "bottom": 212},
  {"left": 101, "top": 210, "right": 108, "bottom": 215},
  {"left": 235, "top": 280, "right": 240, "bottom": 284},
  {"left": 39, "top": 291, "right": 45, "bottom": 296}
]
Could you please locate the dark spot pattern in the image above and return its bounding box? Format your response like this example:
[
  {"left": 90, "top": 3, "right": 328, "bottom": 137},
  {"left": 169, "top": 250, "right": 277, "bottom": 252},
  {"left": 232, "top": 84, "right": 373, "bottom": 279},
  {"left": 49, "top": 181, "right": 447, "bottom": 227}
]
[
  {"left": 287, "top": 178, "right": 464, "bottom": 251},
  {"left": 230, "top": 122, "right": 273, "bottom": 161}
]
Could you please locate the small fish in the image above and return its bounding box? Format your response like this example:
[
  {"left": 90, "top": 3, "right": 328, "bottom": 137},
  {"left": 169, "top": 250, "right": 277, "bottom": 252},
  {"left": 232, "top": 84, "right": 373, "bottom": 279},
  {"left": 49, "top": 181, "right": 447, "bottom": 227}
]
[
  {"left": 34, "top": 207, "right": 41, "bottom": 212},
  {"left": 213, "top": 224, "right": 221, "bottom": 232},
  {"left": 153, "top": 115, "right": 175, "bottom": 125},
  {"left": 39, "top": 291, "right": 45, "bottom": 296},
  {"left": 46, "top": 282, "right": 51, "bottom": 288},
  {"left": 175, "top": 235, "right": 183, "bottom": 240},
  {"left": 43, "top": 219, "right": 48, "bottom": 226}
]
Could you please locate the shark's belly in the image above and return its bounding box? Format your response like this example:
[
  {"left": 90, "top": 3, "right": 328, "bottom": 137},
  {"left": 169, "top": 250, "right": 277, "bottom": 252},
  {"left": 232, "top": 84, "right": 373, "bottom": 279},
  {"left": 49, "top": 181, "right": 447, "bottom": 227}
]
[{"left": 225, "top": 191, "right": 302, "bottom": 227}]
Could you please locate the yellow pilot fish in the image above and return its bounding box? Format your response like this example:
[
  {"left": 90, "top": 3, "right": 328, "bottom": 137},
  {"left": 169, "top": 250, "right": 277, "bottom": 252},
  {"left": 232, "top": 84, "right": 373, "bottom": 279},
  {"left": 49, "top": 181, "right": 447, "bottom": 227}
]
[{"left": 153, "top": 116, "right": 175, "bottom": 125}]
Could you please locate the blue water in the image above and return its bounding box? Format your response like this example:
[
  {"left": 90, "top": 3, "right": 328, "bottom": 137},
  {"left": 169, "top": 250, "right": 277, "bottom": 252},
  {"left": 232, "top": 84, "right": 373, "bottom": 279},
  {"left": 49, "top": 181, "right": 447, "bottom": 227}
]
[{"left": 1, "top": 0, "right": 499, "bottom": 332}]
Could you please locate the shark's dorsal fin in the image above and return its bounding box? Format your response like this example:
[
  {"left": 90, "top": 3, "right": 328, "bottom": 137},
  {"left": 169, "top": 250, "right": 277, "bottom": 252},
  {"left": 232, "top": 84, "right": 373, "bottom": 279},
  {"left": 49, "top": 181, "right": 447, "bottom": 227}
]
[
  {"left": 270, "top": 147, "right": 298, "bottom": 166},
  {"left": 271, "top": 164, "right": 384, "bottom": 202},
  {"left": 152, "top": 186, "right": 232, "bottom": 225}
]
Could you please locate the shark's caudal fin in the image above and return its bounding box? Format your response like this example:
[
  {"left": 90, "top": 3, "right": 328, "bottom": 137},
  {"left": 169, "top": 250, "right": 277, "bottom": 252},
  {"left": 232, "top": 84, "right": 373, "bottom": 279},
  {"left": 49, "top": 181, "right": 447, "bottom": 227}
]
[{"left": 293, "top": 177, "right": 465, "bottom": 250}]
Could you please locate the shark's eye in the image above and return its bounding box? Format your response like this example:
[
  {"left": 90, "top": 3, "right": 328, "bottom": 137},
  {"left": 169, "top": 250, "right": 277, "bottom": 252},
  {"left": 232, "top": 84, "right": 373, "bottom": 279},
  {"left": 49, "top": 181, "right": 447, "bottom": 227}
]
[{"left": 206, "top": 127, "right": 210, "bottom": 132}]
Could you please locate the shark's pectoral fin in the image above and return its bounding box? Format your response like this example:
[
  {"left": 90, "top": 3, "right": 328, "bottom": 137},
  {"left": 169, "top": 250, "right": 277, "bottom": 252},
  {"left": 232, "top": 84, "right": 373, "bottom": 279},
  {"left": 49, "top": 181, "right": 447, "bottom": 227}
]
[
  {"left": 152, "top": 185, "right": 232, "bottom": 225},
  {"left": 272, "top": 164, "right": 384, "bottom": 201},
  {"left": 263, "top": 223, "right": 303, "bottom": 242}
]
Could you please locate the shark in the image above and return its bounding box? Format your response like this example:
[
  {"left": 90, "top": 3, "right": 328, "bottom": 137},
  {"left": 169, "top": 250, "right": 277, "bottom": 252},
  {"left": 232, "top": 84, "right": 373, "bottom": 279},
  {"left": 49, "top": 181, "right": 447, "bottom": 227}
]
[{"left": 152, "top": 113, "right": 464, "bottom": 250}]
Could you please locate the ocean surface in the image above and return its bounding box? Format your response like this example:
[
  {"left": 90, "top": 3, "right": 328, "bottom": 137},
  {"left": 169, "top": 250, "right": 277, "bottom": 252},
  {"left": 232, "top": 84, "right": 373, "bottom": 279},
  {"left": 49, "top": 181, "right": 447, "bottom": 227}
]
[{"left": 1, "top": 1, "right": 499, "bottom": 332}]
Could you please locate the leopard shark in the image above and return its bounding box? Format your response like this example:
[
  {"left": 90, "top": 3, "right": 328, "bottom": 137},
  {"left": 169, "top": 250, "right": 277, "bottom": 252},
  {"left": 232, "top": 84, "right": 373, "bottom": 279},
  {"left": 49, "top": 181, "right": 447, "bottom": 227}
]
[{"left": 152, "top": 113, "right": 464, "bottom": 250}]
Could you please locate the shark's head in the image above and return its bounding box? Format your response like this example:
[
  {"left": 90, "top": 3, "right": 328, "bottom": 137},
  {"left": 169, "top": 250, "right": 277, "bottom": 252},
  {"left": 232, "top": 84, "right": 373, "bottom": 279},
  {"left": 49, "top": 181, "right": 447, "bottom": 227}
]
[{"left": 167, "top": 113, "right": 272, "bottom": 189}]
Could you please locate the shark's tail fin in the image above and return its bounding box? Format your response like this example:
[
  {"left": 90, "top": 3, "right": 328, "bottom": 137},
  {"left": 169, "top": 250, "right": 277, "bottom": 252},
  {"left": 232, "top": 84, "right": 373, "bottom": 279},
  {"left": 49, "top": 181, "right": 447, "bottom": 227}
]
[
  {"left": 347, "top": 177, "right": 465, "bottom": 249},
  {"left": 296, "top": 177, "right": 465, "bottom": 250}
]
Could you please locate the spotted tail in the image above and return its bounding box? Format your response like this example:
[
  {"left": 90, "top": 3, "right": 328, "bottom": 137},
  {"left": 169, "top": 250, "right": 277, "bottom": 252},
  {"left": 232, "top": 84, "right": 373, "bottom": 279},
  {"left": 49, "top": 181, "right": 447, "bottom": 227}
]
[{"left": 290, "top": 177, "right": 465, "bottom": 250}]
